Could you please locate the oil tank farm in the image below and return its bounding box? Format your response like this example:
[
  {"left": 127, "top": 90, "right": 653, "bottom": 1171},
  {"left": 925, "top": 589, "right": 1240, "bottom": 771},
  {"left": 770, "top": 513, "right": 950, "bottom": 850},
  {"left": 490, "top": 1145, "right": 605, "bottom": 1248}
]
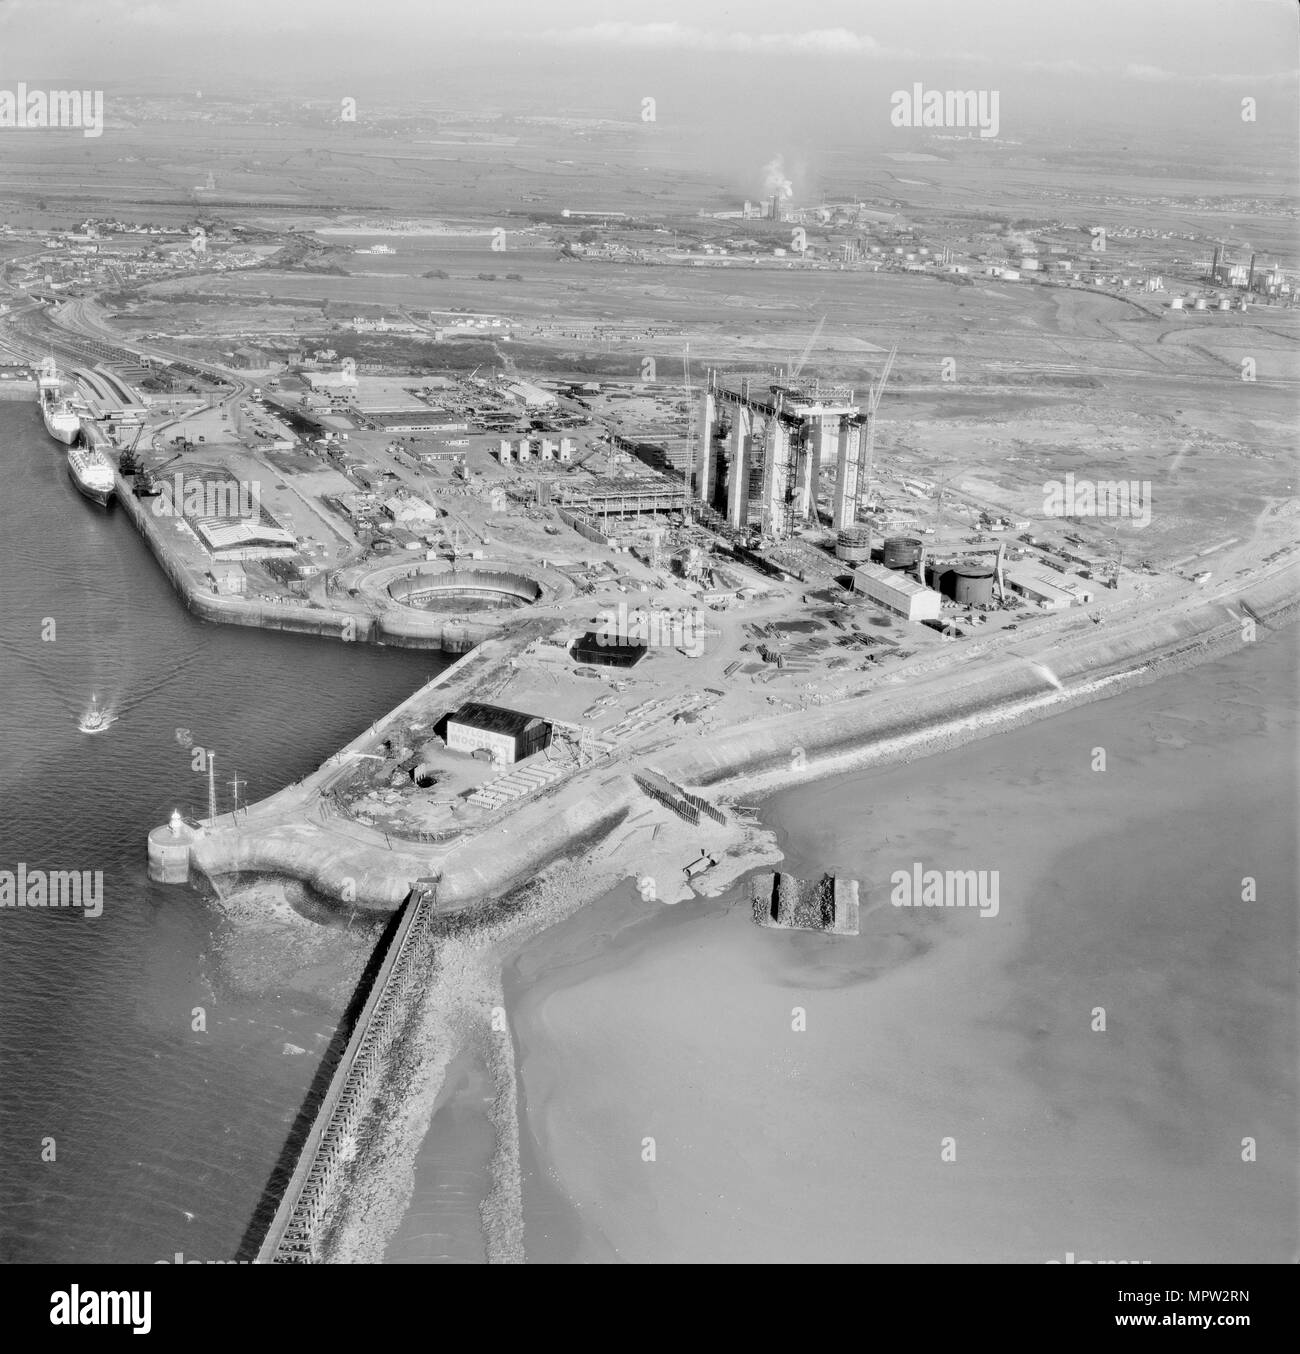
[
  {"left": 850, "top": 562, "right": 943, "bottom": 622},
  {"left": 882, "top": 536, "right": 923, "bottom": 570}
]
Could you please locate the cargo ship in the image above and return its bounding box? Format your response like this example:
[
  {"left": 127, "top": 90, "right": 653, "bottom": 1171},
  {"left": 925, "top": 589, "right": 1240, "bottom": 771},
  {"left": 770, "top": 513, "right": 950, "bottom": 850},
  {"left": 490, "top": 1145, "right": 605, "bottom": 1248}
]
[
  {"left": 36, "top": 364, "right": 85, "bottom": 445},
  {"left": 42, "top": 393, "right": 83, "bottom": 444},
  {"left": 67, "top": 445, "right": 115, "bottom": 507}
]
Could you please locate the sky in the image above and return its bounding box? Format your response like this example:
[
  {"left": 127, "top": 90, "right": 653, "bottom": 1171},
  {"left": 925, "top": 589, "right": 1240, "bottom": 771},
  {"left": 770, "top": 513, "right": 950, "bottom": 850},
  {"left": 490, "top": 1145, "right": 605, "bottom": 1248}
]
[
  {"left": 0, "top": 0, "right": 1294, "bottom": 163},
  {"left": 0, "top": 0, "right": 1294, "bottom": 79}
]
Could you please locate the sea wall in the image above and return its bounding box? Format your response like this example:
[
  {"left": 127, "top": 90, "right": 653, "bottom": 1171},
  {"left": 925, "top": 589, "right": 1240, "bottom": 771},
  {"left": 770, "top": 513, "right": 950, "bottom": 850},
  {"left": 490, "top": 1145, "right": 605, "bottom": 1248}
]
[
  {"left": 187, "top": 561, "right": 1298, "bottom": 916},
  {"left": 667, "top": 566, "right": 1299, "bottom": 792},
  {"left": 115, "top": 472, "right": 472, "bottom": 652},
  {"left": 189, "top": 770, "right": 636, "bottom": 913}
]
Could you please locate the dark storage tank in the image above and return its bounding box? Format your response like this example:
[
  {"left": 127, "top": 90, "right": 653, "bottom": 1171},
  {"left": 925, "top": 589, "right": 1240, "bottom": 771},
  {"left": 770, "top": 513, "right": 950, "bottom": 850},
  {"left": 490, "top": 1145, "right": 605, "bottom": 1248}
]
[
  {"left": 952, "top": 560, "right": 995, "bottom": 606},
  {"left": 926, "top": 562, "right": 957, "bottom": 597},
  {"left": 882, "top": 536, "right": 923, "bottom": 569}
]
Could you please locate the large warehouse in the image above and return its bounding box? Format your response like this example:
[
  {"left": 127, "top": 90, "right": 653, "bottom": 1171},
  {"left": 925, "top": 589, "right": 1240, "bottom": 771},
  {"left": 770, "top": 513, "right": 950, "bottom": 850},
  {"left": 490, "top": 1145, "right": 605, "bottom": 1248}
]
[
  {"left": 1006, "top": 571, "right": 1094, "bottom": 610},
  {"left": 445, "top": 702, "right": 552, "bottom": 764},
  {"left": 850, "top": 563, "right": 943, "bottom": 622}
]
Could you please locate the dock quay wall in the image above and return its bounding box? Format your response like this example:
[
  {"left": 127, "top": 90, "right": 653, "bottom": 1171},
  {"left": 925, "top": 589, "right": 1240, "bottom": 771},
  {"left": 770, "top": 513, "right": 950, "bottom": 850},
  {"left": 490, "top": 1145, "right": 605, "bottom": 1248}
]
[
  {"left": 254, "top": 888, "right": 436, "bottom": 1263},
  {"left": 190, "top": 829, "right": 435, "bottom": 911},
  {"left": 189, "top": 773, "right": 635, "bottom": 912},
  {"left": 114, "top": 472, "right": 474, "bottom": 653}
]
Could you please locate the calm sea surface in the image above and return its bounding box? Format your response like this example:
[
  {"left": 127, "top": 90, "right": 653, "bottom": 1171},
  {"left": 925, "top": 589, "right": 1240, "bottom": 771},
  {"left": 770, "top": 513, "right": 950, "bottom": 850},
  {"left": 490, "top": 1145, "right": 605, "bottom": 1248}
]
[{"left": 0, "top": 401, "right": 444, "bottom": 1263}]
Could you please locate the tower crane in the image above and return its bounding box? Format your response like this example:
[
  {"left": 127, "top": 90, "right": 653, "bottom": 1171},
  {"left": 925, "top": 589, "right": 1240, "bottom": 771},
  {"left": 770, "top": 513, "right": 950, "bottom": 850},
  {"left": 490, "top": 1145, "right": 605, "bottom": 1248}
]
[
  {"left": 788, "top": 313, "right": 826, "bottom": 383},
  {"left": 857, "top": 342, "right": 896, "bottom": 516}
]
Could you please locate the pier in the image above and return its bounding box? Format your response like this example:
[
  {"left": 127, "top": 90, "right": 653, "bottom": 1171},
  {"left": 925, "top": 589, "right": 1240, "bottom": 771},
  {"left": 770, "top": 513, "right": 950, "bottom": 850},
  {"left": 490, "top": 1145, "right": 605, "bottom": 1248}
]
[{"left": 254, "top": 882, "right": 439, "bottom": 1263}]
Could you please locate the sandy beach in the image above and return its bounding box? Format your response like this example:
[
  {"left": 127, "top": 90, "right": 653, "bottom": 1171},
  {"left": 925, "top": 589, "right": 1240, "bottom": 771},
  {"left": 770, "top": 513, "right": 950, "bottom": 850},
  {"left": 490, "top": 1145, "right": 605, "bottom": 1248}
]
[{"left": 502, "top": 629, "right": 1297, "bottom": 1263}]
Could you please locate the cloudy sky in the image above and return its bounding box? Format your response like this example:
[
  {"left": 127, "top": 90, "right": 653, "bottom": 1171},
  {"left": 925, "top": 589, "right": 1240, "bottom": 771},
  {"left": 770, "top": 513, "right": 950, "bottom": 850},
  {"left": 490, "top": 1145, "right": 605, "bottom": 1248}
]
[
  {"left": 0, "top": 0, "right": 1293, "bottom": 76},
  {"left": 0, "top": 0, "right": 1294, "bottom": 155}
]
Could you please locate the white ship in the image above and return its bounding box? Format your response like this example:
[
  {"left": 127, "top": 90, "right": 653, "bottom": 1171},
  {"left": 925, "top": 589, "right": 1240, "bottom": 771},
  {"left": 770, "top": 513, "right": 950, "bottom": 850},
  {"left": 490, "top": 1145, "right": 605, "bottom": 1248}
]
[
  {"left": 43, "top": 397, "right": 83, "bottom": 444},
  {"left": 67, "top": 445, "right": 115, "bottom": 507},
  {"left": 36, "top": 362, "right": 85, "bottom": 445}
]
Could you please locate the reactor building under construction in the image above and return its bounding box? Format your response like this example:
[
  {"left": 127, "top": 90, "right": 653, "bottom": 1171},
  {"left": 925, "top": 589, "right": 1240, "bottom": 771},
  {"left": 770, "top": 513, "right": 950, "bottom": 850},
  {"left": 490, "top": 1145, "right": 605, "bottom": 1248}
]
[
  {"left": 694, "top": 374, "right": 874, "bottom": 539},
  {"left": 694, "top": 350, "right": 895, "bottom": 541}
]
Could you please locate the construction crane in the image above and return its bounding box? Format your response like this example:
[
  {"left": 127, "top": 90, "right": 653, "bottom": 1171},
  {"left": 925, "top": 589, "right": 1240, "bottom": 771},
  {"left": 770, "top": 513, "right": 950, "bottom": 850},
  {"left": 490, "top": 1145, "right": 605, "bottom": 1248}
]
[
  {"left": 932, "top": 470, "right": 957, "bottom": 545},
  {"left": 857, "top": 342, "right": 896, "bottom": 517},
  {"left": 788, "top": 313, "right": 826, "bottom": 383},
  {"left": 681, "top": 344, "right": 695, "bottom": 516}
]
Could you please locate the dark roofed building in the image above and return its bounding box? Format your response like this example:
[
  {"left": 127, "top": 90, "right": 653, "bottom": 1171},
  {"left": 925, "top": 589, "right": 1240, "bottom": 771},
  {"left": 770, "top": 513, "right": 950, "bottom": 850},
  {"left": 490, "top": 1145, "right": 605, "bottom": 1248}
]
[
  {"left": 570, "top": 632, "right": 647, "bottom": 667},
  {"left": 445, "top": 702, "right": 552, "bottom": 765}
]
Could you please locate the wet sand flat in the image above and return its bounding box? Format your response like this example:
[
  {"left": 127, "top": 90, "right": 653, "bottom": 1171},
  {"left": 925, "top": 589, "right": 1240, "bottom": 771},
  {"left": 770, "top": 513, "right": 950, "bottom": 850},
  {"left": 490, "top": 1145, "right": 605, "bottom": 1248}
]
[
  {"left": 382, "top": 1044, "right": 494, "bottom": 1264},
  {"left": 506, "top": 633, "right": 1297, "bottom": 1263}
]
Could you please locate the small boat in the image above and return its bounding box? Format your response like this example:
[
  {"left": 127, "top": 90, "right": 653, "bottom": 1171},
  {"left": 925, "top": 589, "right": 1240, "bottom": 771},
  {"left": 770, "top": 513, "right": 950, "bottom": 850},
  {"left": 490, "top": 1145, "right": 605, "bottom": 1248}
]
[{"left": 78, "top": 694, "right": 116, "bottom": 735}]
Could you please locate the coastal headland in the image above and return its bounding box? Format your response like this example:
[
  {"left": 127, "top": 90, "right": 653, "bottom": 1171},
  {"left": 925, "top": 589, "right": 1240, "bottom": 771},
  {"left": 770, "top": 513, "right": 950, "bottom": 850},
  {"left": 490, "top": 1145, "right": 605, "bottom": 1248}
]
[
  {"left": 206, "top": 554, "right": 1293, "bottom": 1262},
  {"left": 169, "top": 556, "right": 1296, "bottom": 914}
]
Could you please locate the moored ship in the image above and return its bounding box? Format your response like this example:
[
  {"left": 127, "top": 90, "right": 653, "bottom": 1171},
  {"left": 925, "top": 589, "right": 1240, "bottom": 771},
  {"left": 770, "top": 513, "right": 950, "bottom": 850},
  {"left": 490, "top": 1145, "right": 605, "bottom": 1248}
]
[
  {"left": 67, "top": 445, "right": 115, "bottom": 507},
  {"left": 36, "top": 362, "right": 85, "bottom": 445},
  {"left": 42, "top": 395, "right": 83, "bottom": 445}
]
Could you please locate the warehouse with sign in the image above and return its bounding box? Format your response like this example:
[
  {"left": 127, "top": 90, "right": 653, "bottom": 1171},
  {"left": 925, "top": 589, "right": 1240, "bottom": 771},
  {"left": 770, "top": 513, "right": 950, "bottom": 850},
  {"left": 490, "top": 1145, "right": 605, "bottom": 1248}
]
[{"left": 444, "top": 702, "right": 553, "bottom": 765}]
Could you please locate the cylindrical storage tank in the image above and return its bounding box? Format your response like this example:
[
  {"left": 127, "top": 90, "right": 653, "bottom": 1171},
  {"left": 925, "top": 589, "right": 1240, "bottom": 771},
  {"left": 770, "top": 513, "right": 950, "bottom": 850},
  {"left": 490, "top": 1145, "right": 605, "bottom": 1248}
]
[
  {"left": 925, "top": 562, "right": 955, "bottom": 596},
  {"left": 835, "top": 526, "right": 872, "bottom": 563},
  {"left": 1169, "top": 297, "right": 1184, "bottom": 310},
  {"left": 882, "top": 536, "right": 923, "bottom": 570},
  {"left": 1193, "top": 297, "right": 1207, "bottom": 310},
  {"left": 1217, "top": 298, "right": 1231, "bottom": 311},
  {"left": 952, "top": 560, "right": 995, "bottom": 607}
]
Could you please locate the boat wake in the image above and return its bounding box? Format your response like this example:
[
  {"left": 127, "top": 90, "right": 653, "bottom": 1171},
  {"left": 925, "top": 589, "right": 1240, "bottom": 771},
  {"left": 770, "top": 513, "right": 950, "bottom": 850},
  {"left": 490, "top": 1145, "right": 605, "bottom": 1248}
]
[{"left": 78, "top": 695, "right": 119, "bottom": 735}]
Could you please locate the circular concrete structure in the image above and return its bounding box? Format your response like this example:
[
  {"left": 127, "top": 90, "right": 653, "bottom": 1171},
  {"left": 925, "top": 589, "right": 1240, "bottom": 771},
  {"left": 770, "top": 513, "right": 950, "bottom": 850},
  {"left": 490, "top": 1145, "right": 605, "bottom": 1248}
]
[
  {"left": 883, "top": 536, "right": 923, "bottom": 570},
  {"left": 388, "top": 566, "right": 543, "bottom": 614},
  {"left": 835, "top": 526, "right": 872, "bottom": 564}
]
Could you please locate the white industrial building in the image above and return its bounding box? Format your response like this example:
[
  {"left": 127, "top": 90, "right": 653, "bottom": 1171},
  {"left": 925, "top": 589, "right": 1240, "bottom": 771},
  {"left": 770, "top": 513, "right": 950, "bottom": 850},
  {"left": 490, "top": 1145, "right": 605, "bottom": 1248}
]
[
  {"left": 850, "top": 563, "right": 943, "bottom": 622},
  {"left": 445, "top": 703, "right": 552, "bottom": 765},
  {"left": 1006, "top": 570, "right": 1094, "bottom": 610},
  {"left": 505, "top": 380, "right": 557, "bottom": 409}
]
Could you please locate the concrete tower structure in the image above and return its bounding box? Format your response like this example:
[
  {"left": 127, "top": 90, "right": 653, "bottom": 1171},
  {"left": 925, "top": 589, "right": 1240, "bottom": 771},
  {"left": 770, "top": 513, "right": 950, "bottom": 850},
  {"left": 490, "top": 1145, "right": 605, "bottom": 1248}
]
[{"left": 697, "top": 372, "right": 860, "bottom": 539}]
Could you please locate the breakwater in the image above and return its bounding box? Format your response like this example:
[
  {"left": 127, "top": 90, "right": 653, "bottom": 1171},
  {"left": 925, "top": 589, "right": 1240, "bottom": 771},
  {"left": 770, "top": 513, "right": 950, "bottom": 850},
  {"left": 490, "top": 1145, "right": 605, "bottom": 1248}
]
[{"left": 254, "top": 885, "right": 438, "bottom": 1262}]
